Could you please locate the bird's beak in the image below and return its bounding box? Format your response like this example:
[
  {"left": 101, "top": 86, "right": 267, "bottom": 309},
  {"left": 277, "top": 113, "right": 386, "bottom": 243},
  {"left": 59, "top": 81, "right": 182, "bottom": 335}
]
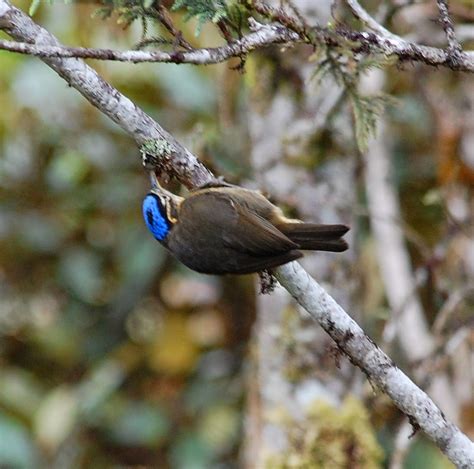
[
  {"left": 148, "top": 171, "right": 184, "bottom": 211},
  {"left": 149, "top": 171, "right": 164, "bottom": 192}
]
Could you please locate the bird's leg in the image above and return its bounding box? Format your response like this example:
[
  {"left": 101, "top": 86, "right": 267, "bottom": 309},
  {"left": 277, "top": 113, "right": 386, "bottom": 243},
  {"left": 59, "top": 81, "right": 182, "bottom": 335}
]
[{"left": 258, "top": 269, "right": 277, "bottom": 294}]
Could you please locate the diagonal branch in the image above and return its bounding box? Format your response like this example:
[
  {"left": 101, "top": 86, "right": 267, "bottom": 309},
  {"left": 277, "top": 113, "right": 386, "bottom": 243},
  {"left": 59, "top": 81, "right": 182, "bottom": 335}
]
[
  {"left": 275, "top": 262, "right": 474, "bottom": 468},
  {"left": 0, "top": 0, "right": 473, "bottom": 465},
  {"left": 154, "top": 3, "right": 194, "bottom": 51},
  {"left": 345, "top": 0, "right": 400, "bottom": 41}
]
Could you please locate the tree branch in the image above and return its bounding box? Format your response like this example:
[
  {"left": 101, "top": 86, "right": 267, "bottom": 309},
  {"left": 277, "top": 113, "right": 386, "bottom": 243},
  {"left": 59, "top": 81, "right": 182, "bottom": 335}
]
[
  {"left": 0, "top": 21, "right": 299, "bottom": 65},
  {"left": 345, "top": 0, "right": 400, "bottom": 41},
  {"left": 0, "top": 1, "right": 473, "bottom": 72},
  {"left": 344, "top": 0, "right": 472, "bottom": 71},
  {"left": 275, "top": 262, "right": 474, "bottom": 467},
  {"left": 436, "top": 0, "right": 463, "bottom": 62},
  {"left": 0, "top": 0, "right": 473, "bottom": 465}
]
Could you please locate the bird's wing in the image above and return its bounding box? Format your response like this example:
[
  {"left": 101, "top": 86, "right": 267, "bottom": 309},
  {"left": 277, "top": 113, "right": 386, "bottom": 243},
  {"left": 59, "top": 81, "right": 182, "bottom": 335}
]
[
  {"left": 225, "top": 203, "right": 299, "bottom": 255},
  {"left": 182, "top": 192, "right": 298, "bottom": 256},
  {"left": 220, "top": 249, "right": 303, "bottom": 275}
]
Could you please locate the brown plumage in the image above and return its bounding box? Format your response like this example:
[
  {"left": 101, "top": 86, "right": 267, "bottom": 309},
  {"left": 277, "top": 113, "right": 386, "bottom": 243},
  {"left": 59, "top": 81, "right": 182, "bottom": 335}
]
[{"left": 143, "top": 184, "right": 349, "bottom": 275}]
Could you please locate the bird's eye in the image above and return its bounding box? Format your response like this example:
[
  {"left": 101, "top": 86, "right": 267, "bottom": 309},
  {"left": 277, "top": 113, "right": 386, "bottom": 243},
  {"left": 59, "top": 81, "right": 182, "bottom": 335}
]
[{"left": 142, "top": 194, "right": 170, "bottom": 241}]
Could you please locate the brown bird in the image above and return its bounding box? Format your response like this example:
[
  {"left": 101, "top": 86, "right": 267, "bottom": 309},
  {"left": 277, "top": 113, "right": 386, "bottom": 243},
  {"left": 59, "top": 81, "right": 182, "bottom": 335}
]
[{"left": 142, "top": 179, "right": 349, "bottom": 275}]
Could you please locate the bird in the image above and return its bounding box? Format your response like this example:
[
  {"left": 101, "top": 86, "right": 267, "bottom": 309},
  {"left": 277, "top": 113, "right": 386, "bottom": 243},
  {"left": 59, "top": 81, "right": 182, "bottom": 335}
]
[{"left": 142, "top": 176, "right": 349, "bottom": 275}]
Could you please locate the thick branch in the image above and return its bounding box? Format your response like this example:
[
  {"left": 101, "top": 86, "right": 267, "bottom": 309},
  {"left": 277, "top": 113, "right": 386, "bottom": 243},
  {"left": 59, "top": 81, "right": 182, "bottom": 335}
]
[
  {"left": 275, "top": 262, "right": 474, "bottom": 468},
  {"left": 0, "top": 0, "right": 473, "bottom": 465}
]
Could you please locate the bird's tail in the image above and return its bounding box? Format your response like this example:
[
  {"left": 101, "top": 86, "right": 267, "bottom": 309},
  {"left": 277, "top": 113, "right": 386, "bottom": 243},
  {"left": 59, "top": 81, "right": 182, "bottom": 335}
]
[{"left": 280, "top": 223, "right": 349, "bottom": 252}]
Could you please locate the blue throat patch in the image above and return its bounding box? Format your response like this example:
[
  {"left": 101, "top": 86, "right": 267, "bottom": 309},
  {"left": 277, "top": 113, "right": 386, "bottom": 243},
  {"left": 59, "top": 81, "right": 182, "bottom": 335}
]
[{"left": 142, "top": 194, "right": 170, "bottom": 241}]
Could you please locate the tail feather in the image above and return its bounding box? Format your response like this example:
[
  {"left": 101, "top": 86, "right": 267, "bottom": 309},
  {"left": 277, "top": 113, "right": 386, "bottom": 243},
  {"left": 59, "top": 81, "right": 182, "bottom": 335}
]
[
  {"left": 294, "top": 238, "right": 348, "bottom": 252},
  {"left": 279, "top": 223, "right": 349, "bottom": 252}
]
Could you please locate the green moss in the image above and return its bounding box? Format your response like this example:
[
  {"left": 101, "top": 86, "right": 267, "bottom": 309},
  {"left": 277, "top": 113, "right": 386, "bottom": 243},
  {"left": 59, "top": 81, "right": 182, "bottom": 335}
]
[
  {"left": 267, "top": 396, "right": 384, "bottom": 468},
  {"left": 140, "top": 138, "right": 174, "bottom": 159},
  {"left": 140, "top": 138, "right": 175, "bottom": 169}
]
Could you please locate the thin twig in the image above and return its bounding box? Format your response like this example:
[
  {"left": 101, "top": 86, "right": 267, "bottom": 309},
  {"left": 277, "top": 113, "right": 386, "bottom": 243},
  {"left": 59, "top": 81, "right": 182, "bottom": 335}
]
[
  {"left": 0, "top": 23, "right": 299, "bottom": 65},
  {"left": 346, "top": 0, "right": 400, "bottom": 41},
  {"left": 0, "top": 25, "right": 473, "bottom": 73},
  {"left": 415, "top": 326, "right": 473, "bottom": 384},
  {"left": 282, "top": 0, "right": 312, "bottom": 36},
  {"left": 432, "top": 285, "right": 474, "bottom": 335},
  {"left": 436, "top": 0, "right": 463, "bottom": 59},
  {"left": 154, "top": 3, "right": 193, "bottom": 51},
  {"left": 343, "top": 0, "right": 472, "bottom": 71},
  {"left": 251, "top": 0, "right": 314, "bottom": 40}
]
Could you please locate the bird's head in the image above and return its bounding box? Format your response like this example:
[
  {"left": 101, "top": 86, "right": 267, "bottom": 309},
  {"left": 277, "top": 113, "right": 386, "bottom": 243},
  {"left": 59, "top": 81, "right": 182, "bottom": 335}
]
[{"left": 142, "top": 175, "right": 183, "bottom": 242}]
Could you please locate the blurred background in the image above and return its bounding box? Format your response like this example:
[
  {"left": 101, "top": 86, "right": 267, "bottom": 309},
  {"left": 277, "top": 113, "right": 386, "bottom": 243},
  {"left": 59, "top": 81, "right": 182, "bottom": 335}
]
[{"left": 0, "top": 1, "right": 473, "bottom": 468}]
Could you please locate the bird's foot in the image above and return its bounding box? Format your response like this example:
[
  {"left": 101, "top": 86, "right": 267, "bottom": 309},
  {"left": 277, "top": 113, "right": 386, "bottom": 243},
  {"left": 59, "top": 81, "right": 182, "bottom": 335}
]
[{"left": 258, "top": 270, "right": 277, "bottom": 294}]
